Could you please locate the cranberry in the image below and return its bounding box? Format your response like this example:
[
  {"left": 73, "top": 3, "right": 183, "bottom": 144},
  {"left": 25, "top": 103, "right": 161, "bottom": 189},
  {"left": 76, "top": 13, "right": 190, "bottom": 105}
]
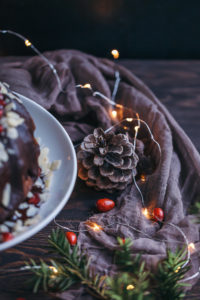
[
  {"left": 96, "top": 198, "right": 115, "bottom": 212},
  {"left": 66, "top": 232, "right": 77, "bottom": 245},
  {"left": 153, "top": 208, "right": 164, "bottom": 222}
]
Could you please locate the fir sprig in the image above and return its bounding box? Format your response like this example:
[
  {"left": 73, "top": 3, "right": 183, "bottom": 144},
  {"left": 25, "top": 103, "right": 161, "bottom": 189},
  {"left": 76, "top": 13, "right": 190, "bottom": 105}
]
[
  {"left": 28, "top": 228, "right": 108, "bottom": 299},
  {"left": 152, "top": 248, "right": 191, "bottom": 299},
  {"left": 189, "top": 196, "right": 200, "bottom": 223},
  {"left": 26, "top": 229, "right": 191, "bottom": 300}
]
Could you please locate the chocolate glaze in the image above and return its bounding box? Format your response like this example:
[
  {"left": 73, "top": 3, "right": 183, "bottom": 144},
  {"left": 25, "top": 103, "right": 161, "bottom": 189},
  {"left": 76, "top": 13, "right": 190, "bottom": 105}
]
[{"left": 0, "top": 84, "right": 40, "bottom": 222}]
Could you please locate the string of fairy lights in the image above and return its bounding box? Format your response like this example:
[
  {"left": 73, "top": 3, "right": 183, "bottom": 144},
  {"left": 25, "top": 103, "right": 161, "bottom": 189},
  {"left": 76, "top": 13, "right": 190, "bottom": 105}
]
[{"left": 0, "top": 29, "right": 199, "bottom": 283}]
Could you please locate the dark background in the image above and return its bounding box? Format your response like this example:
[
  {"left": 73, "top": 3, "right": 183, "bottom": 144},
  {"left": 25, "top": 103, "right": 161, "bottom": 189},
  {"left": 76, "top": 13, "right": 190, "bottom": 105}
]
[{"left": 0, "top": 0, "right": 200, "bottom": 59}]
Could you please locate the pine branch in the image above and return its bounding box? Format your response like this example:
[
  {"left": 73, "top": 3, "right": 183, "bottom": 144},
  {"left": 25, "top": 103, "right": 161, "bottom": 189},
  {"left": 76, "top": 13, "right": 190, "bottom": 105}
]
[
  {"left": 106, "top": 237, "right": 153, "bottom": 300},
  {"left": 26, "top": 231, "right": 192, "bottom": 300},
  {"left": 106, "top": 266, "right": 153, "bottom": 300},
  {"left": 152, "top": 248, "right": 191, "bottom": 300},
  {"left": 27, "top": 228, "right": 108, "bottom": 299},
  {"left": 189, "top": 196, "right": 200, "bottom": 222},
  {"left": 26, "top": 259, "right": 75, "bottom": 293}
]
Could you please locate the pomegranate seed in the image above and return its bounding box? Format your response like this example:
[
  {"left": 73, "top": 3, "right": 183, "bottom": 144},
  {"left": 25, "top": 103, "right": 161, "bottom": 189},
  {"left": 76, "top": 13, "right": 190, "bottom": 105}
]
[
  {"left": 0, "top": 99, "right": 6, "bottom": 106},
  {"left": 28, "top": 193, "right": 40, "bottom": 205},
  {"left": 2, "top": 232, "right": 13, "bottom": 242}
]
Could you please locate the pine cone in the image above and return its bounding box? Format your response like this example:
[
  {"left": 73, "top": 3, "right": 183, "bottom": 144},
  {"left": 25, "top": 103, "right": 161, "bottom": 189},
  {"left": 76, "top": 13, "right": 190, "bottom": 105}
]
[{"left": 77, "top": 128, "right": 139, "bottom": 193}]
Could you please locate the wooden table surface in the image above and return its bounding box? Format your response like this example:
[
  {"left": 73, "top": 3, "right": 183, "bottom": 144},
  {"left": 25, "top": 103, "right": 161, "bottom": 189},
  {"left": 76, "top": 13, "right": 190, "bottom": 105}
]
[{"left": 0, "top": 59, "right": 200, "bottom": 299}]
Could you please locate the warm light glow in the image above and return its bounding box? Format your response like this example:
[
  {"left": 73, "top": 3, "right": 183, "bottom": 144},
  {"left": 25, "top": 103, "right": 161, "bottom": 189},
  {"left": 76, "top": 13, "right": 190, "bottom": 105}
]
[
  {"left": 111, "top": 110, "right": 117, "bottom": 118},
  {"left": 126, "top": 284, "right": 135, "bottom": 290},
  {"left": 126, "top": 118, "right": 133, "bottom": 122},
  {"left": 123, "top": 126, "right": 128, "bottom": 130},
  {"left": 116, "top": 104, "right": 123, "bottom": 109},
  {"left": 141, "top": 174, "right": 146, "bottom": 182},
  {"left": 82, "top": 83, "right": 92, "bottom": 89},
  {"left": 86, "top": 221, "right": 103, "bottom": 232},
  {"left": 188, "top": 243, "right": 195, "bottom": 252},
  {"left": 111, "top": 49, "right": 119, "bottom": 59},
  {"left": 175, "top": 266, "right": 181, "bottom": 273},
  {"left": 25, "top": 39, "right": 32, "bottom": 47},
  {"left": 49, "top": 266, "right": 58, "bottom": 274},
  {"left": 134, "top": 125, "right": 140, "bottom": 132},
  {"left": 142, "top": 208, "right": 149, "bottom": 218}
]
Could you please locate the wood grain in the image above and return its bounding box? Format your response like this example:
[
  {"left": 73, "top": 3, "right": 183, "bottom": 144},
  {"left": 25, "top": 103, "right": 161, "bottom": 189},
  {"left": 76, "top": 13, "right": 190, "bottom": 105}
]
[{"left": 0, "top": 59, "right": 200, "bottom": 299}]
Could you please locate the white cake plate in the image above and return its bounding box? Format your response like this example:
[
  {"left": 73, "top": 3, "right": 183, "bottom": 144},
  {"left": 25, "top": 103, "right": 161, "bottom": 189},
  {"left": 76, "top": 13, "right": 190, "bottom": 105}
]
[{"left": 0, "top": 93, "right": 77, "bottom": 251}]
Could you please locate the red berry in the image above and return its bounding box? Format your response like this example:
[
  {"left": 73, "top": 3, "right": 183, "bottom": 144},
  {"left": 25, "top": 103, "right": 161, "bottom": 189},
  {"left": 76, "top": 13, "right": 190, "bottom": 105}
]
[
  {"left": 0, "top": 109, "right": 3, "bottom": 118},
  {"left": 28, "top": 193, "right": 40, "bottom": 205},
  {"left": 122, "top": 238, "right": 126, "bottom": 244},
  {"left": 2, "top": 232, "right": 13, "bottom": 242},
  {"left": 38, "top": 167, "right": 42, "bottom": 177},
  {"left": 96, "top": 198, "right": 115, "bottom": 212},
  {"left": 0, "top": 125, "right": 4, "bottom": 133},
  {"left": 153, "top": 208, "right": 164, "bottom": 222},
  {"left": 66, "top": 232, "right": 77, "bottom": 245},
  {"left": 0, "top": 99, "right": 6, "bottom": 106}
]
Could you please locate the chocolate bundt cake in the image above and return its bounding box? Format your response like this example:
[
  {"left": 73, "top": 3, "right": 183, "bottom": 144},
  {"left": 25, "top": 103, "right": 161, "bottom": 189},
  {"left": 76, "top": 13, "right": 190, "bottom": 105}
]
[{"left": 0, "top": 82, "right": 40, "bottom": 223}]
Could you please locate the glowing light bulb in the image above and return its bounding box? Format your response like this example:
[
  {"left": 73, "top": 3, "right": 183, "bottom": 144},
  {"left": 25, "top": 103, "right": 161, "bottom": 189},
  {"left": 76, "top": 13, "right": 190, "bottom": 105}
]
[
  {"left": 175, "top": 266, "right": 181, "bottom": 273},
  {"left": 111, "top": 49, "right": 119, "bottom": 59},
  {"left": 83, "top": 83, "right": 92, "bottom": 89},
  {"left": 25, "top": 39, "right": 32, "bottom": 47},
  {"left": 134, "top": 125, "right": 140, "bottom": 132},
  {"left": 126, "top": 118, "right": 133, "bottom": 122},
  {"left": 86, "top": 221, "right": 103, "bottom": 232},
  {"left": 126, "top": 284, "right": 135, "bottom": 290},
  {"left": 142, "top": 208, "right": 149, "bottom": 218},
  {"left": 49, "top": 266, "right": 58, "bottom": 274},
  {"left": 116, "top": 104, "right": 123, "bottom": 109},
  {"left": 123, "top": 126, "right": 128, "bottom": 130},
  {"left": 111, "top": 110, "right": 117, "bottom": 118},
  {"left": 141, "top": 174, "right": 146, "bottom": 182},
  {"left": 188, "top": 243, "right": 195, "bottom": 252}
]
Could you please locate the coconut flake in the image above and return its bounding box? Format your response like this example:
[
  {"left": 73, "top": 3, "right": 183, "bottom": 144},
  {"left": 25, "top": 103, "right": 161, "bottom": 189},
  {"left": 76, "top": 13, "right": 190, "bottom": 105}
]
[
  {"left": 0, "top": 224, "right": 9, "bottom": 233},
  {"left": 5, "top": 102, "right": 16, "bottom": 113},
  {"left": 2, "top": 183, "right": 11, "bottom": 208},
  {"left": 0, "top": 142, "right": 8, "bottom": 163},
  {"left": 18, "top": 202, "right": 29, "bottom": 210},
  {"left": 24, "top": 214, "right": 40, "bottom": 226},
  {"left": 7, "top": 127, "right": 18, "bottom": 139},
  {"left": 6, "top": 111, "right": 24, "bottom": 127},
  {"left": 26, "top": 205, "right": 38, "bottom": 217},
  {"left": 50, "top": 160, "right": 61, "bottom": 171}
]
